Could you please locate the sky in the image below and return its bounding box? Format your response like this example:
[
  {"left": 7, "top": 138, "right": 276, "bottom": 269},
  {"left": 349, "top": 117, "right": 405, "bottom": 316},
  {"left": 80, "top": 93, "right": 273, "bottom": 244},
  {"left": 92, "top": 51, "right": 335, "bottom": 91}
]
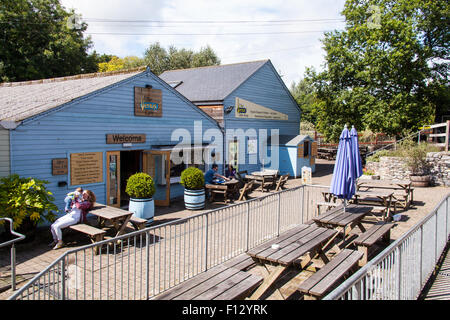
[{"left": 60, "top": 0, "right": 348, "bottom": 87}]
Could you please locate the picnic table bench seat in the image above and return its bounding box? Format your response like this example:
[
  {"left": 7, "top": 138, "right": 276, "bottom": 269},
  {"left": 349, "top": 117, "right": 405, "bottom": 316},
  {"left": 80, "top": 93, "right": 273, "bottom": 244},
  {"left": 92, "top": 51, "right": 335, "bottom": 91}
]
[
  {"left": 353, "top": 221, "right": 394, "bottom": 266},
  {"left": 69, "top": 223, "right": 106, "bottom": 254},
  {"left": 297, "top": 249, "right": 363, "bottom": 300},
  {"left": 152, "top": 263, "right": 263, "bottom": 300},
  {"left": 128, "top": 215, "right": 148, "bottom": 230},
  {"left": 316, "top": 201, "right": 339, "bottom": 215}
]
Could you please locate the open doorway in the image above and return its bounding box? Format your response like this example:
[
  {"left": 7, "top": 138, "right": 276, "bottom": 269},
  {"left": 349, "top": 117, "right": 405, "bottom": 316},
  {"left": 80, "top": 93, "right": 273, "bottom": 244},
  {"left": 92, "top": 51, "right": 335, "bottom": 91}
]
[{"left": 120, "top": 150, "right": 142, "bottom": 208}]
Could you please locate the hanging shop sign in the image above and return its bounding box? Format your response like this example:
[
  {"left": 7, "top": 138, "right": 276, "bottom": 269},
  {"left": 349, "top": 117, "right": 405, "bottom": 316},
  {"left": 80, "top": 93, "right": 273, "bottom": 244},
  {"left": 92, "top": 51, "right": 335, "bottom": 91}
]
[
  {"left": 106, "top": 134, "right": 146, "bottom": 144},
  {"left": 235, "top": 97, "right": 288, "bottom": 121},
  {"left": 134, "top": 87, "right": 163, "bottom": 117},
  {"left": 52, "top": 158, "right": 68, "bottom": 175},
  {"left": 70, "top": 152, "right": 103, "bottom": 186}
]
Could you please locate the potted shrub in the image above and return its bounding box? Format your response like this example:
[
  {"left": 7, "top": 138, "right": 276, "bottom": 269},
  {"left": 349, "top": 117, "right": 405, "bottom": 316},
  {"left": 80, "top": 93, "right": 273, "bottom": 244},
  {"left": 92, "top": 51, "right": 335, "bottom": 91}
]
[
  {"left": 0, "top": 174, "right": 58, "bottom": 242},
  {"left": 180, "top": 167, "right": 205, "bottom": 210},
  {"left": 125, "top": 173, "right": 156, "bottom": 221},
  {"left": 401, "top": 142, "right": 431, "bottom": 187}
]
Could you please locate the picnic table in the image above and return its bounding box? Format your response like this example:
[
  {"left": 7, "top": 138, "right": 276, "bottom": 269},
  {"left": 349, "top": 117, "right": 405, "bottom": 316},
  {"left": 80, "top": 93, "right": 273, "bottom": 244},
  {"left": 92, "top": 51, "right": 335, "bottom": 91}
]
[
  {"left": 90, "top": 203, "right": 133, "bottom": 238},
  {"left": 322, "top": 190, "right": 394, "bottom": 221},
  {"left": 313, "top": 204, "right": 373, "bottom": 239},
  {"left": 245, "top": 170, "right": 278, "bottom": 192},
  {"left": 205, "top": 179, "right": 240, "bottom": 204},
  {"left": 353, "top": 190, "right": 395, "bottom": 221},
  {"left": 357, "top": 179, "right": 413, "bottom": 209},
  {"left": 246, "top": 224, "right": 338, "bottom": 300}
]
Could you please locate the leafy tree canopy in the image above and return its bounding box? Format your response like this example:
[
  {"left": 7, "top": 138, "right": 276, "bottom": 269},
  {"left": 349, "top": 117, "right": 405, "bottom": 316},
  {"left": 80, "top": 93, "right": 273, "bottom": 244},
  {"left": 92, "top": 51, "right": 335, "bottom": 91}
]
[
  {"left": 143, "top": 42, "right": 221, "bottom": 75},
  {"left": 0, "top": 0, "right": 99, "bottom": 82},
  {"left": 98, "top": 55, "right": 145, "bottom": 72},
  {"left": 307, "top": 0, "right": 449, "bottom": 141}
]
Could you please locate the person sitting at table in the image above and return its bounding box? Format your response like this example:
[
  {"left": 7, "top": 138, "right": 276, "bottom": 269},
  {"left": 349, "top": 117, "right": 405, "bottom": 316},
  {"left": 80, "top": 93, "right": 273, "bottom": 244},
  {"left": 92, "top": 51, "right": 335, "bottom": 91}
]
[
  {"left": 204, "top": 164, "right": 230, "bottom": 185},
  {"left": 225, "top": 164, "right": 236, "bottom": 179},
  {"left": 50, "top": 190, "right": 96, "bottom": 250}
]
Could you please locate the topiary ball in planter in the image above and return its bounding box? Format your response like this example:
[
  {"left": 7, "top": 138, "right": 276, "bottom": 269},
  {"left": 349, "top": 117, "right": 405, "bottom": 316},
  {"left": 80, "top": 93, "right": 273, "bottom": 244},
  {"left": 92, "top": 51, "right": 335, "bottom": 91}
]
[
  {"left": 126, "top": 173, "right": 156, "bottom": 221},
  {"left": 180, "top": 167, "right": 205, "bottom": 210}
]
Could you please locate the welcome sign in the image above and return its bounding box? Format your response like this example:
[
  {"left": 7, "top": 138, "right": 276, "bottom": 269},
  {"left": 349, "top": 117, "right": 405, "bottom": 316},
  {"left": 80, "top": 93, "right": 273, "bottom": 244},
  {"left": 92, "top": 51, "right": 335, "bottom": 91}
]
[
  {"left": 134, "top": 87, "right": 163, "bottom": 117},
  {"left": 235, "top": 97, "right": 288, "bottom": 121}
]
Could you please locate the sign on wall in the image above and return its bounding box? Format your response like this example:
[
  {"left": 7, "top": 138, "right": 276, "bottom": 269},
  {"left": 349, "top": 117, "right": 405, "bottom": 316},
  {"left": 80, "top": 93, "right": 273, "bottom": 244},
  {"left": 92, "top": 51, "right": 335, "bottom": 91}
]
[
  {"left": 134, "top": 87, "right": 162, "bottom": 117},
  {"left": 70, "top": 152, "right": 103, "bottom": 186},
  {"left": 106, "top": 134, "right": 146, "bottom": 144},
  {"left": 247, "top": 137, "right": 257, "bottom": 154},
  {"left": 52, "top": 158, "right": 68, "bottom": 175},
  {"left": 235, "top": 97, "right": 288, "bottom": 121}
]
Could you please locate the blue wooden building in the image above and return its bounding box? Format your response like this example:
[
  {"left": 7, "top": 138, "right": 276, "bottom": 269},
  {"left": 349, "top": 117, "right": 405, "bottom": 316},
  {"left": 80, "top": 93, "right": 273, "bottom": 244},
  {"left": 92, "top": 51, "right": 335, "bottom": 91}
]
[
  {"left": 267, "top": 135, "right": 317, "bottom": 178},
  {"left": 160, "top": 60, "right": 311, "bottom": 174},
  {"left": 0, "top": 68, "right": 220, "bottom": 216}
]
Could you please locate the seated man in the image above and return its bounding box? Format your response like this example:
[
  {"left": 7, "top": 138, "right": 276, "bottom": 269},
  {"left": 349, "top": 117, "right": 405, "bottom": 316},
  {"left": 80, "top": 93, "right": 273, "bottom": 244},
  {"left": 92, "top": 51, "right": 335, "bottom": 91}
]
[{"left": 204, "top": 164, "right": 230, "bottom": 185}]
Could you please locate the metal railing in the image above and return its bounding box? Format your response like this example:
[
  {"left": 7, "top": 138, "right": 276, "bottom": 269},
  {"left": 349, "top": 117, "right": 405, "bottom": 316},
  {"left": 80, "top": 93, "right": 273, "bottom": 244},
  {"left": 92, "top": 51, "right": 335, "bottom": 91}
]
[
  {"left": 324, "top": 193, "right": 450, "bottom": 300},
  {"left": 0, "top": 218, "right": 26, "bottom": 291},
  {"left": 8, "top": 184, "right": 329, "bottom": 300}
]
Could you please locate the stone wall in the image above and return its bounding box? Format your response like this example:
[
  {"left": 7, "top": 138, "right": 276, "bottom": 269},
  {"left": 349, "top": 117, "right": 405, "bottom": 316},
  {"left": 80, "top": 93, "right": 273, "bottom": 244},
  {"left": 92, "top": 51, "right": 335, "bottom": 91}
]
[{"left": 365, "top": 152, "right": 450, "bottom": 186}]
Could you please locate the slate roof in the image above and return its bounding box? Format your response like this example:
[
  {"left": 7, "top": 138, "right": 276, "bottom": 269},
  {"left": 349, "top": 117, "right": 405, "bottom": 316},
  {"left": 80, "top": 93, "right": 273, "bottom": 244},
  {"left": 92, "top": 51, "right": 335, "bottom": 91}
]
[
  {"left": 0, "top": 68, "right": 145, "bottom": 122},
  {"left": 159, "top": 60, "right": 268, "bottom": 103}
]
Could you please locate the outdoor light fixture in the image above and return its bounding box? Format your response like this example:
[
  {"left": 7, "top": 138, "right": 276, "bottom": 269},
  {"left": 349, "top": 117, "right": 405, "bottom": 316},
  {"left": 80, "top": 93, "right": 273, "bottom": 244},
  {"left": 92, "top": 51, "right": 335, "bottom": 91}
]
[
  {"left": 225, "top": 105, "right": 234, "bottom": 114},
  {"left": 145, "top": 84, "right": 152, "bottom": 89}
]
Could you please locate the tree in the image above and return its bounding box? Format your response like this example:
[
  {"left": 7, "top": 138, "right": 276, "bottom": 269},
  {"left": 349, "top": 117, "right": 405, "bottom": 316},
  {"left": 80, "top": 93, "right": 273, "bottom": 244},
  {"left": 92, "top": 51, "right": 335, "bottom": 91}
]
[
  {"left": 307, "top": 0, "right": 449, "bottom": 141},
  {"left": 290, "top": 74, "right": 318, "bottom": 124},
  {"left": 98, "top": 55, "right": 145, "bottom": 72},
  {"left": 0, "top": 0, "right": 97, "bottom": 82},
  {"left": 143, "top": 42, "right": 220, "bottom": 75}
]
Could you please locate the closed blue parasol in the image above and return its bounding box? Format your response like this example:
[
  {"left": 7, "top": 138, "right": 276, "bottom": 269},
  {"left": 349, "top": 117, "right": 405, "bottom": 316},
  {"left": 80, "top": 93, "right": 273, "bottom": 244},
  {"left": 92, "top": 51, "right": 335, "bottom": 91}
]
[
  {"left": 350, "top": 125, "right": 363, "bottom": 179},
  {"left": 330, "top": 125, "right": 357, "bottom": 211}
]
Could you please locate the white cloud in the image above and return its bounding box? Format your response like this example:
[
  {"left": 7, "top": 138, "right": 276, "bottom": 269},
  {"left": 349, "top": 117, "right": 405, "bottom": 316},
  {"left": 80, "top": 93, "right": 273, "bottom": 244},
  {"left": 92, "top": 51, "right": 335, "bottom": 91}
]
[{"left": 60, "top": 0, "right": 346, "bottom": 86}]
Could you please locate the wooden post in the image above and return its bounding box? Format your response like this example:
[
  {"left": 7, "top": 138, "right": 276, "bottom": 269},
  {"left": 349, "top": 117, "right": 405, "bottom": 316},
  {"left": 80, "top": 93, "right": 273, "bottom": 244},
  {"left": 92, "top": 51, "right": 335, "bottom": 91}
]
[{"left": 445, "top": 120, "right": 450, "bottom": 152}]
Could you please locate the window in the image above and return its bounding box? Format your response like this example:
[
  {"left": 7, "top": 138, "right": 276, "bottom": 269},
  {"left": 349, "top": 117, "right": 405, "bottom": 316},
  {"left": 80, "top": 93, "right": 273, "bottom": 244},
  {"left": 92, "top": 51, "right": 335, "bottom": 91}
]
[{"left": 303, "top": 141, "right": 310, "bottom": 157}]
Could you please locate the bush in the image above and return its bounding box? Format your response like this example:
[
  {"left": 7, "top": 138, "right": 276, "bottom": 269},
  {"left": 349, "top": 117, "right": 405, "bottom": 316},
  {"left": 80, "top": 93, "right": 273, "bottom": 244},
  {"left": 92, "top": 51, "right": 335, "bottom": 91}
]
[
  {"left": 0, "top": 174, "right": 58, "bottom": 230},
  {"left": 180, "top": 167, "right": 205, "bottom": 190},
  {"left": 125, "top": 173, "right": 156, "bottom": 199}
]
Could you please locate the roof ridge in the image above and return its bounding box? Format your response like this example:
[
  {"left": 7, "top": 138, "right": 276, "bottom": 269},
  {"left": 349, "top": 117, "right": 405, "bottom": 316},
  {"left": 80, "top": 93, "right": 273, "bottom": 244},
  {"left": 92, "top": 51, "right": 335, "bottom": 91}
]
[
  {"left": 161, "top": 59, "right": 269, "bottom": 74},
  {"left": 0, "top": 66, "right": 147, "bottom": 88}
]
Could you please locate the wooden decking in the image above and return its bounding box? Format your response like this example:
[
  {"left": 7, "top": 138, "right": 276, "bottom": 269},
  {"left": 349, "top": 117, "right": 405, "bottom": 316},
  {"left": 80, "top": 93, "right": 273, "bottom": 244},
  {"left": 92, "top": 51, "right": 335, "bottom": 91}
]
[{"left": 423, "top": 244, "right": 450, "bottom": 300}]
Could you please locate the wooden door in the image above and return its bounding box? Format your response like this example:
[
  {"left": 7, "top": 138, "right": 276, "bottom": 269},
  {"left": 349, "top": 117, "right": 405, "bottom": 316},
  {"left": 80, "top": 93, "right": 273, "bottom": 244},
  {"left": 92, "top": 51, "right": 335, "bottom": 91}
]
[{"left": 106, "top": 151, "right": 121, "bottom": 208}]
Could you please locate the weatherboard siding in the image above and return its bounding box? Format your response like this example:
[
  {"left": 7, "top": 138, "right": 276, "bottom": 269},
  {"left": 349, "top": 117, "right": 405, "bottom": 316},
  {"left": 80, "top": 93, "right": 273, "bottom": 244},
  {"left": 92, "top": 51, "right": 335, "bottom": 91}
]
[
  {"left": 223, "top": 62, "right": 301, "bottom": 173},
  {"left": 0, "top": 128, "right": 10, "bottom": 177},
  {"left": 9, "top": 72, "right": 218, "bottom": 219}
]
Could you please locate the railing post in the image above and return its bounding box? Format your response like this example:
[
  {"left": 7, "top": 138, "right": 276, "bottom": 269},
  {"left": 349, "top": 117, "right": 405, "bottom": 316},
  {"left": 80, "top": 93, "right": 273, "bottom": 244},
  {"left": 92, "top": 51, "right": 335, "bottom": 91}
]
[
  {"left": 277, "top": 193, "right": 281, "bottom": 237},
  {"left": 11, "top": 243, "right": 16, "bottom": 291},
  {"left": 204, "top": 214, "right": 209, "bottom": 271},
  {"left": 146, "top": 231, "right": 150, "bottom": 299},
  {"left": 61, "top": 257, "right": 66, "bottom": 300},
  {"left": 397, "top": 247, "right": 402, "bottom": 299},
  {"left": 246, "top": 201, "right": 250, "bottom": 252}
]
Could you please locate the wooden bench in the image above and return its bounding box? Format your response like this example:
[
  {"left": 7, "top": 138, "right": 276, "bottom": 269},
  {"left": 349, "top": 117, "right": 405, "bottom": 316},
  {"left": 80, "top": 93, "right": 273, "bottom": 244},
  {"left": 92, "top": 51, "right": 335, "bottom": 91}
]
[
  {"left": 297, "top": 249, "right": 363, "bottom": 300},
  {"left": 353, "top": 221, "right": 394, "bottom": 266},
  {"left": 128, "top": 216, "right": 148, "bottom": 230},
  {"left": 274, "top": 173, "right": 289, "bottom": 191},
  {"left": 238, "top": 180, "right": 254, "bottom": 201},
  {"left": 355, "top": 198, "right": 397, "bottom": 221},
  {"left": 316, "top": 202, "right": 339, "bottom": 215},
  {"left": 69, "top": 224, "right": 106, "bottom": 254},
  {"left": 152, "top": 263, "right": 263, "bottom": 300},
  {"left": 206, "top": 184, "right": 229, "bottom": 204},
  {"left": 393, "top": 189, "right": 414, "bottom": 209}
]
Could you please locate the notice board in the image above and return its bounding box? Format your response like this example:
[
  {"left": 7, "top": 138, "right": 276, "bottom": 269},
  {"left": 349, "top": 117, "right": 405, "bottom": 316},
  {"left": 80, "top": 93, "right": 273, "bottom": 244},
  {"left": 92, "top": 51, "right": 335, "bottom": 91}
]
[{"left": 70, "top": 152, "right": 103, "bottom": 186}]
